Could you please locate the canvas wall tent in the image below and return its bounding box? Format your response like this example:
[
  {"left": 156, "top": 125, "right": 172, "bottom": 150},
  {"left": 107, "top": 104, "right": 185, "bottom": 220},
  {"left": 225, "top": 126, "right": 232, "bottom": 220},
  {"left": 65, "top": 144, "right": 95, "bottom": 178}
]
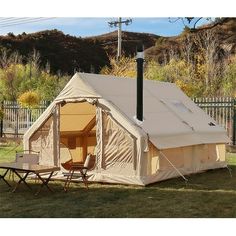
[{"left": 24, "top": 73, "right": 230, "bottom": 186}]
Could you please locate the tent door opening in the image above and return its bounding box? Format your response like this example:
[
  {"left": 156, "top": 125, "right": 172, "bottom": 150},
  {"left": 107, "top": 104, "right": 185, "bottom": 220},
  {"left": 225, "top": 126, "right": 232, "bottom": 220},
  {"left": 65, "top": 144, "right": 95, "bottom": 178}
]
[{"left": 59, "top": 102, "right": 97, "bottom": 170}]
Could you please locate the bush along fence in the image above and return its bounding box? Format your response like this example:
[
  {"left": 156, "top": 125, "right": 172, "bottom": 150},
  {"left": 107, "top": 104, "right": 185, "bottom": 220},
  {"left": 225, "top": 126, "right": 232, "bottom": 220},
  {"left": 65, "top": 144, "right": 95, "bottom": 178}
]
[{"left": 0, "top": 98, "right": 236, "bottom": 145}]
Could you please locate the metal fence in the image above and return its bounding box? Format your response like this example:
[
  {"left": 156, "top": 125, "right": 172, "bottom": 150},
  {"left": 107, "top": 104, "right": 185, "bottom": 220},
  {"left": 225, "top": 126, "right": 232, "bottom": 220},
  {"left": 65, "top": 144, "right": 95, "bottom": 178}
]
[
  {"left": 194, "top": 97, "right": 236, "bottom": 145},
  {"left": 0, "top": 101, "right": 50, "bottom": 137},
  {"left": 0, "top": 98, "right": 236, "bottom": 144}
]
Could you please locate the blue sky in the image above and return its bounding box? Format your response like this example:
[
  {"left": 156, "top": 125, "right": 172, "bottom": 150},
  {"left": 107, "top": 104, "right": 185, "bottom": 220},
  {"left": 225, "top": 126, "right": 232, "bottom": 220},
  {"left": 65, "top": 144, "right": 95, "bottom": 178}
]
[{"left": 0, "top": 17, "right": 210, "bottom": 37}]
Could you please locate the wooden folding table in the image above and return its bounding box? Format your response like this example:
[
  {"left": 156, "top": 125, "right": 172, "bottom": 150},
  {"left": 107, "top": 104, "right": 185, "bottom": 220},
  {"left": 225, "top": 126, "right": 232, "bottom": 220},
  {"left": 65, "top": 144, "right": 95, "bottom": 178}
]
[{"left": 0, "top": 162, "right": 60, "bottom": 195}]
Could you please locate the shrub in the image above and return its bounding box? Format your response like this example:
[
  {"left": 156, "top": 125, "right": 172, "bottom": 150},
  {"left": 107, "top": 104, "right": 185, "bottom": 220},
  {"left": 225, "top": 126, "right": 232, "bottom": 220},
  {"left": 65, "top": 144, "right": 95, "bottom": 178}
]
[
  {"left": 18, "top": 91, "right": 40, "bottom": 109},
  {"left": 101, "top": 56, "right": 136, "bottom": 78},
  {"left": 222, "top": 56, "right": 236, "bottom": 96}
]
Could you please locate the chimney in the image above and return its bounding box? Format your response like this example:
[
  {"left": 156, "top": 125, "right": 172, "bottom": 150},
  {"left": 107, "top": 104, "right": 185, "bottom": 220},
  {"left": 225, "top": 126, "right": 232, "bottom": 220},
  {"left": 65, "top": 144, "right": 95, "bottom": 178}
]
[{"left": 136, "top": 43, "right": 144, "bottom": 122}]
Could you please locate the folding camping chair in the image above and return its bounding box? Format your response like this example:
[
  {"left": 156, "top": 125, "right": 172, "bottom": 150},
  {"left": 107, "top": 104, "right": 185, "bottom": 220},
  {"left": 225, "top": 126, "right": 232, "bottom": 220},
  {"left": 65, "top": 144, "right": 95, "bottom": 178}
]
[{"left": 63, "top": 153, "right": 94, "bottom": 192}]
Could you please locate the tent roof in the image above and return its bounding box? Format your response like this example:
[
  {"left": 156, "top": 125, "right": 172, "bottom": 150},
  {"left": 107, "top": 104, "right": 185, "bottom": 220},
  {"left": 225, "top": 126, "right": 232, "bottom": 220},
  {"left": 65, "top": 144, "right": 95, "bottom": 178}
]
[{"left": 54, "top": 73, "right": 229, "bottom": 149}]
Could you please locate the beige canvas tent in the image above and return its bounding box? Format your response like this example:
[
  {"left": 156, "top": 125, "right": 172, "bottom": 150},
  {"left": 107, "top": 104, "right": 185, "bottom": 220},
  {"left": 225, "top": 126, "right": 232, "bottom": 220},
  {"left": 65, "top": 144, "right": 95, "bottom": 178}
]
[{"left": 24, "top": 73, "right": 230, "bottom": 185}]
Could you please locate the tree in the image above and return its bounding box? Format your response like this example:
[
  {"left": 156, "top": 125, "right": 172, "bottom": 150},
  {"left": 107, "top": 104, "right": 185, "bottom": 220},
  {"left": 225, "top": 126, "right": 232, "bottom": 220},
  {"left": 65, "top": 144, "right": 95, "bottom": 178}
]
[
  {"left": 182, "top": 34, "right": 194, "bottom": 64},
  {"left": 0, "top": 107, "right": 4, "bottom": 120},
  {"left": 0, "top": 48, "right": 22, "bottom": 69},
  {"left": 0, "top": 64, "right": 25, "bottom": 100},
  {"left": 169, "top": 17, "right": 230, "bottom": 31},
  {"left": 222, "top": 56, "right": 236, "bottom": 96},
  {"left": 0, "top": 50, "right": 70, "bottom": 102},
  {"left": 191, "top": 29, "right": 226, "bottom": 96}
]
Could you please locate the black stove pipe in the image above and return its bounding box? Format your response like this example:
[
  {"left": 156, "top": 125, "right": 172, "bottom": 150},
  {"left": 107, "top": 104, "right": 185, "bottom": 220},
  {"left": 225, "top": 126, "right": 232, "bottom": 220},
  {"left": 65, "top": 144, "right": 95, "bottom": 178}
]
[{"left": 136, "top": 44, "right": 144, "bottom": 122}]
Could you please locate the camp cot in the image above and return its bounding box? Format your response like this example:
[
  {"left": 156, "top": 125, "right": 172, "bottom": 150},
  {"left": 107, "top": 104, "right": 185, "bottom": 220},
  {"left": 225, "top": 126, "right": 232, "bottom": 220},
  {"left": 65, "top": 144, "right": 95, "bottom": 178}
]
[{"left": 23, "top": 73, "right": 230, "bottom": 186}]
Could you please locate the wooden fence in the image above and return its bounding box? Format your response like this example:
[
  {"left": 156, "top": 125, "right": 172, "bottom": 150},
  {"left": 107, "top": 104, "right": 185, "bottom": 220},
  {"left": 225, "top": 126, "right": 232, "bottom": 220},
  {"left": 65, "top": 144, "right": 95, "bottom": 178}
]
[{"left": 0, "top": 98, "right": 236, "bottom": 144}]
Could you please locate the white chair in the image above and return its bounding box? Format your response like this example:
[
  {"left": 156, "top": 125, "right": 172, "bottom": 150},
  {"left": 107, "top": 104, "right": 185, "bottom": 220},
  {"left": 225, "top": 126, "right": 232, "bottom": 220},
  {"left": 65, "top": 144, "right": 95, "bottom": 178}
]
[{"left": 15, "top": 152, "right": 39, "bottom": 164}]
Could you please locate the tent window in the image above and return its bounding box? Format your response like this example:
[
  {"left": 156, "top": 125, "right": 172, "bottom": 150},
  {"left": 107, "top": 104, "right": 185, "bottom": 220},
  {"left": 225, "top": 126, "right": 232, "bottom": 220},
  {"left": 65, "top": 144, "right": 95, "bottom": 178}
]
[{"left": 171, "top": 100, "right": 192, "bottom": 113}]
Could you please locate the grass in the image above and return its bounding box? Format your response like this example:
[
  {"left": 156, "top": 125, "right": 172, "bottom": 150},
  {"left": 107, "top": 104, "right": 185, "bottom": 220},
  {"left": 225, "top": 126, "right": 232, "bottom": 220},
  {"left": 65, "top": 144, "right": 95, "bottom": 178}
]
[{"left": 1, "top": 141, "right": 236, "bottom": 218}]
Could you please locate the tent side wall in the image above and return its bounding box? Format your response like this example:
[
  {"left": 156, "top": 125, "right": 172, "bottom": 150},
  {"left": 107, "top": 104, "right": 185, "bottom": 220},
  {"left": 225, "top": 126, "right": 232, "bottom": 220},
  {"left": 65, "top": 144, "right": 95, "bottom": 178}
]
[
  {"left": 141, "top": 141, "right": 227, "bottom": 185},
  {"left": 26, "top": 105, "right": 60, "bottom": 166}
]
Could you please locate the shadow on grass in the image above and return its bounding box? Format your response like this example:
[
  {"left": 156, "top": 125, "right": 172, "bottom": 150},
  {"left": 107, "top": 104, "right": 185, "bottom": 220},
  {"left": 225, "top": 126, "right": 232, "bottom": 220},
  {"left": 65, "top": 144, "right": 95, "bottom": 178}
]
[
  {"left": 1, "top": 166, "right": 236, "bottom": 218},
  {"left": 151, "top": 165, "right": 236, "bottom": 191}
]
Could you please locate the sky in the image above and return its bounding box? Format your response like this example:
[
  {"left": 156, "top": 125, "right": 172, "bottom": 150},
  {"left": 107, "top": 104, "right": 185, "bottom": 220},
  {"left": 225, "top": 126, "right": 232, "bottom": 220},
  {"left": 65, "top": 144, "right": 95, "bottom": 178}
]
[
  {"left": 0, "top": 0, "right": 234, "bottom": 38},
  {"left": 0, "top": 17, "right": 211, "bottom": 38}
]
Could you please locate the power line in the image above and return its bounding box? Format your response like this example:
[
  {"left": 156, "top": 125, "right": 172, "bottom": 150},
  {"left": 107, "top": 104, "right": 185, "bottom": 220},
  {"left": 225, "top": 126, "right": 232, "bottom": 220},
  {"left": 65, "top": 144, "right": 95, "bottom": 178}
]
[
  {"left": 0, "top": 17, "right": 33, "bottom": 24},
  {"left": 0, "top": 17, "right": 19, "bottom": 22},
  {"left": 0, "top": 17, "right": 56, "bottom": 28},
  {"left": 0, "top": 17, "right": 45, "bottom": 26}
]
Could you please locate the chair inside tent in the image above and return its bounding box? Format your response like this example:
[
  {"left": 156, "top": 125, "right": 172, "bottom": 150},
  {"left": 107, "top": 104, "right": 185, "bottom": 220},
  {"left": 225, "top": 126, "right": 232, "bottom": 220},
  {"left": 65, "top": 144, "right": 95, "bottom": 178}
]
[{"left": 59, "top": 102, "right": 96, "bottom": 171}]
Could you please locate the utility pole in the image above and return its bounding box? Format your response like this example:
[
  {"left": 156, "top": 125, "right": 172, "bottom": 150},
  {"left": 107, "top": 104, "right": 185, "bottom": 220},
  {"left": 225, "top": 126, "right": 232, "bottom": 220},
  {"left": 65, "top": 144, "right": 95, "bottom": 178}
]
[
  {"left": 117, "top": 17, "right": 122, "bottom": 60},
  {"left": 108, "top": 17, "right": 132, "bottom": 60}
]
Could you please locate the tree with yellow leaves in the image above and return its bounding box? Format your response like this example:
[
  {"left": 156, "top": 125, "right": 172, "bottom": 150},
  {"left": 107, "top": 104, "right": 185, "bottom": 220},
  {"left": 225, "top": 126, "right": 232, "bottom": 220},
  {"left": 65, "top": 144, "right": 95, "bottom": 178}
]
[{"left": 17, "top": 91, "right": 40, "bottom": 109}]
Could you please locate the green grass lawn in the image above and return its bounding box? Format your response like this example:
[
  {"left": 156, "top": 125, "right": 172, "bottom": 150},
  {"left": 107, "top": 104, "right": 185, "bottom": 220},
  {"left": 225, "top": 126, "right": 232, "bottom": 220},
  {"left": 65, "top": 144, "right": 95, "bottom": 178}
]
[{"left": 1, "top": 142, "right": 236, "bottom": 218}]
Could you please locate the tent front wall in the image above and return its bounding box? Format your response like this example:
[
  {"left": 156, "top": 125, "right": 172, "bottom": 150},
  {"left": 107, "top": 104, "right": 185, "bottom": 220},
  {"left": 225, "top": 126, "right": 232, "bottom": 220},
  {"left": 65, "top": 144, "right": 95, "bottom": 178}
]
[{"left": 26, "top": 101, "right": 144, "bottom": 185}]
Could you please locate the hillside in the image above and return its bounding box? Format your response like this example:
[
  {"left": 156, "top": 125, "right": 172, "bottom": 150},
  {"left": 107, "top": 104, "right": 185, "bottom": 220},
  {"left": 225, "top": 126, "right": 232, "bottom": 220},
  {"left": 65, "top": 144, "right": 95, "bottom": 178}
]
[
  {"left": 0, "top": 30, "right": 109, "bottom": 75},
  {"left": 0, "top": 18, "right": 236, "bottom": 75},
  {"left": 145, "top": 18, "right": 236, "bottom": 63},
  {"left": 0, "top": 30, "right": 160, "bottom": 75},
  {"left": 86, "top": 30, "right": 160, "bottom": 57}
]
